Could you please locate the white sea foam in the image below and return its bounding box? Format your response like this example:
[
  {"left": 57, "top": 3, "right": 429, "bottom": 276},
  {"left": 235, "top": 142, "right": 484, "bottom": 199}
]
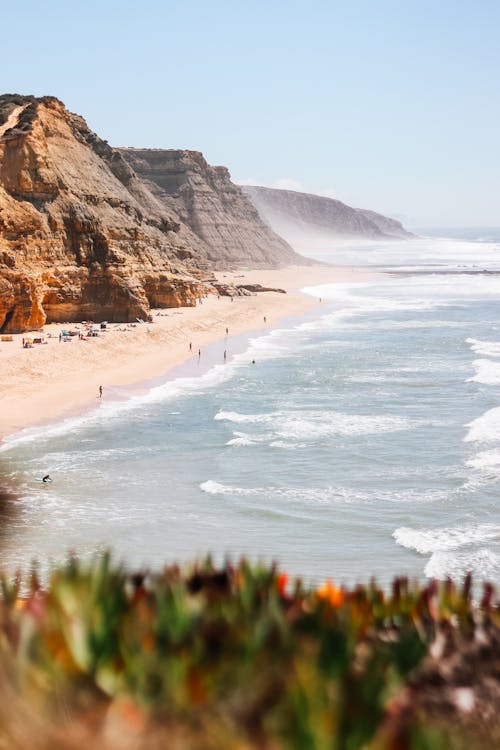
[
  {"left": 225, "top": 431, "right": 268, "bottom": 447},
  {"left": 425, "top": 548, "right": 500, "bottom": 580},
  {"left": 215, "top": 410, "right": 277, "bottom": 425},
  {"left": 466, "top": 448, "right": 500, "bottom": 472},
  {"left": 199, "top": 480, "right": 357, "bottom": 505},
  {"left": 269, "top": 440, "right": 308, "bottom": 449},
  {"left": 464, "top": 407, "right": 500, "bottom": 443},
  {"left": 466, "top": 338, "right": 500, "bottom": 357},
  {"left": 359, "top": 319, "right": 469, "bottom": 331},
  {"left": 215, "top": 409, "right": 413, "bottom": 439},
  {"left": 393, "top": 524, "right": 500, "bottom": 555},
  {"left": 201, "top": 480, "right": 450, "bottom": 505},
  {"left": 467, "top": 358, "right": 500, "bottom": 385}
]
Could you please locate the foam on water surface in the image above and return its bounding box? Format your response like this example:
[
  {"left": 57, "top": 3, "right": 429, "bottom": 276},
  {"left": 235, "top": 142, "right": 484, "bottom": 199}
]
[
  {"left": 393, "top": 524, "right": 500, "bottom": 555},
  {"left": 425, "top": 548, "right": 500, "bottom": 581},
  {"left": 464, "top": 407, "right": 500, "bottom": 443},
  {"left": 467, "top": 337, "right": 500, "bottom": 357},
  {"left": 467, "top": 358, "right": 500, "bottom": 385}
]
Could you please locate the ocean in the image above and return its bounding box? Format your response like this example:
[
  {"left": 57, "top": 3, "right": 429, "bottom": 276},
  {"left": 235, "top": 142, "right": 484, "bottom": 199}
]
[{"left": 2, "top": 230, "right": 500, "bottom": 587}]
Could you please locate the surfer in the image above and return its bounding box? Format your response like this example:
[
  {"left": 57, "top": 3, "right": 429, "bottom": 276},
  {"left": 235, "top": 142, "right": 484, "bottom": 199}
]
[{"left": 42, "top": 474, "right": 51, "bottom": 483}]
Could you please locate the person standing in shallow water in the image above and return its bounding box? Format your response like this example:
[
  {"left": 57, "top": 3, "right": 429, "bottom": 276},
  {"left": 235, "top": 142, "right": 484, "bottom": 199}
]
[{"left": 99, "top": 385, "right": 103, "bottom": 398}]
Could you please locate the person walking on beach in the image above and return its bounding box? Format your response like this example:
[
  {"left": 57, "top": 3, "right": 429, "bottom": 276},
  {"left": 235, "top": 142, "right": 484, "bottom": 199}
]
[
  {"left": 189, "top": 342, "right": 192, "bottom": 351},
  {"left": 99, "top": 385, "right": 103, "bottom": 398}
]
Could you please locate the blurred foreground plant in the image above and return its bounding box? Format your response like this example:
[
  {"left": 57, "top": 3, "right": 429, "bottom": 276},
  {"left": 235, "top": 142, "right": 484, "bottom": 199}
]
[{"left": 0, "top": 556, "right": 497, "bottom": 749}]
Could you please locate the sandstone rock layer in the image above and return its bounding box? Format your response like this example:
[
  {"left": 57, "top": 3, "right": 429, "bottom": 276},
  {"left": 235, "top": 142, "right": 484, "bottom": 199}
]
[
  {"left": 0, "top": 95, "right": 207, "bottom": 333},
  {"left": 120, "top": 149, "right": 304, "bottom": 269}
]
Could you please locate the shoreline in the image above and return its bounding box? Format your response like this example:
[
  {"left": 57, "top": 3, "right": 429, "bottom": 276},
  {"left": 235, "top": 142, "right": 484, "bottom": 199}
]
[{"left": 0, "top": 265, "right": 373, "bottom": 442}]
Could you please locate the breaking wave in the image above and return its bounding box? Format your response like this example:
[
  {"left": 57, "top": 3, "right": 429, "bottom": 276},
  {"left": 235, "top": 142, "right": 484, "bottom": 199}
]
[
  {"left": 464, "top": 407, "right": 500, "bottom": 443},
  {"left": 466, "top": 337, "right": 500, "bottom": 358},
  {"left": 425, "top": 548, "right": 500, "bottom": 581},
  {"left": 214, "top": 409, "right": 414, "bottom": 438},
  {"left": 393, "top": 524, "right": 500, "bottom": 555},
  {"left": 467, "top": 358, "right": 500, "bottom": 385}
]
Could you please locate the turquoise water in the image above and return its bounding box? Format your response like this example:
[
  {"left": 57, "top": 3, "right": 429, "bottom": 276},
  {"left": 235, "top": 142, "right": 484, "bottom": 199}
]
[{"left": 2, "top": 232, "right": 500, "bottom": 586}]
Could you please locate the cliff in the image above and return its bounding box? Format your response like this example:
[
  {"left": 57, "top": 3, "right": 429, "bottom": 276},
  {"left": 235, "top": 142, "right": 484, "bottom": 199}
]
[
  {"left": 0, "top": 95, "right": 211, "bottom": 333},
  {"left": 241, "top": 185, "right": 412, "bottom": 246},
  {"left": 119, "top": 149, "right": 304, "bottom": 269}
]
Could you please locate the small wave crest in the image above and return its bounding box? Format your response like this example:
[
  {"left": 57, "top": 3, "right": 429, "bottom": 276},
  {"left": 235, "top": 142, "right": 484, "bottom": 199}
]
[
  {"left": 199, "top": 480, "right": 336, "bottom": 503},
  {"left": 201, "top": 480, "right": 450, "bottom": 505},
  {"left": 466, "top": 337, "right": 500, "bottom": 358},
  {"left": 424, "top": 548, "right": 500, "bottom": 581},
  {"left": 466, "top": 447, "right": 500, "bottom": 473},
  {"left": 467, "top": 358, "right": 500, "bottom": 385},
  {"left": 215, "top": 410, "right": 276, "bottom": 425},
  {"left": 215, "top": 409, "right": 413, "bottom": 439},
  {"left": 225, "top": 431, "right": 266, "bottom": 447},
  {"left": 224, "top": 431, "right": 308, "bottom": 450},
  {"left": 464, "top": 407, "right": 500, "bottom": 443},
  {"left": 393, "top": 524, "right": 500, "bottom": 555}
]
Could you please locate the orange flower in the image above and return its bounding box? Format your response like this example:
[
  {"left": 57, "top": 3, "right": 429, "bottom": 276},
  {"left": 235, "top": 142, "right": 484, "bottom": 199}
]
[
  {"left": 276, "top": 572, "right": 289, "bottom": 596},
  {"left": 317, "top": 580, "right": 344, "bottom": 608}
]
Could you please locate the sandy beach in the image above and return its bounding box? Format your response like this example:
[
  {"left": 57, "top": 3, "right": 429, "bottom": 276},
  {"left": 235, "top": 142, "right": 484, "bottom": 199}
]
[{"left": 0, "top": 265, "right": 370, "bottom": 440}]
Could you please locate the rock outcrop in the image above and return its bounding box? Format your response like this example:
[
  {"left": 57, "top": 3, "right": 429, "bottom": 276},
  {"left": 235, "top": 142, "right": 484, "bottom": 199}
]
[
  {"left": 119, "top": 149, "right": 304, "bottom": 269},
  {"left": 0, "top": 95, "right": 212, "bottom": 333},
  {"left": 241, "top": 185, "right": 412, "bottom": 245}
]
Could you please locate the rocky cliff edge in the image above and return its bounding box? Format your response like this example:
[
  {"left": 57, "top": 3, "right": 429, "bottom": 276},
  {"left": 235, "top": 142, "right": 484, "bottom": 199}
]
[
  {"left": 119, "top": 149, "right": 304, "bottom": 269},
  {"left": 0, "top": 95, "right": 211, "bottom": 333}
]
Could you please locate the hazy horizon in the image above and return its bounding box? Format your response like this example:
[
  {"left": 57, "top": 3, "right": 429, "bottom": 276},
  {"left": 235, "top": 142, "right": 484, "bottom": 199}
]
[{"left": 3, "top": 0, "right": 499, "bottom": 228}]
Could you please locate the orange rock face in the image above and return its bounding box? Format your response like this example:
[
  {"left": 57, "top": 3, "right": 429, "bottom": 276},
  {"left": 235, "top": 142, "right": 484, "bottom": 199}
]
[{"left": 0, "top": 96, "right": 205, "bottom": 333}]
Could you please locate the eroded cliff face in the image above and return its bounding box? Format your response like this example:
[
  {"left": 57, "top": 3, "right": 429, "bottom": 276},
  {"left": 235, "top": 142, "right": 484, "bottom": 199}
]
[
  {"left": 119, "top": 149, "right": 304, "bottom": 269},
  {"left": 0, "top": 95, "right": 206, "bottom": 333},
  {"left": 241, "top": 185, "right": 412, "bottom": 244}
]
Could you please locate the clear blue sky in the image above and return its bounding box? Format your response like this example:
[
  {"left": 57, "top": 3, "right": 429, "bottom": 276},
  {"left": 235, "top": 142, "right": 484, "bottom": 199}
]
[{"left": 3, "top": 0, "right": 499, "bottom": 226}]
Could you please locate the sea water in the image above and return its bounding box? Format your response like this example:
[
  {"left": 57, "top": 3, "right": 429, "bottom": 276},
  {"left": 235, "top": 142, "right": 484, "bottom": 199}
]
[{"left": 1, "top": 231, "right": 500, "bottom": 587}]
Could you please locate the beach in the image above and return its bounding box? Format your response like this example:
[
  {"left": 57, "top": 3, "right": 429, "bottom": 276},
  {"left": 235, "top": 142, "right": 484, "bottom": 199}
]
[
  {"left": 0, "top": 265, "right": 368, "bottom": 440},
  {"left": 2, "top": 233, "right": 500, "bottom": 587}
]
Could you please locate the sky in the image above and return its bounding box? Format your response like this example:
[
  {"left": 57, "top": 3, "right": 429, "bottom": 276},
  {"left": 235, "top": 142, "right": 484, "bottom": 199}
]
[{"left": 2, "top": 0, "right": 499, "bottom": 227}]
